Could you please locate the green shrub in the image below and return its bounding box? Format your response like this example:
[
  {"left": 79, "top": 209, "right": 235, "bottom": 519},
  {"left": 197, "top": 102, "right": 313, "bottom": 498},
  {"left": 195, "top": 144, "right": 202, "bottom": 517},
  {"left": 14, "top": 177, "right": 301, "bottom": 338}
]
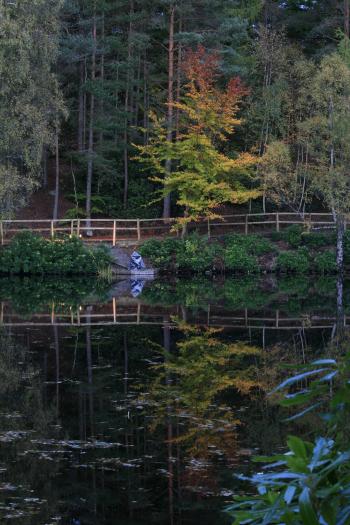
[
  {"left": 175, "top": 235, "right": 222, "bottom": 273},
  {"left": 276, "top": 247, "right": 310, "bottom": 273},
  {"left": 302, "top": 230, "right": 334, "bottom": 248},
  {"left": 140, "top": 235, "right": 222, "bottom": 273},
  {"left": 0, "top": 232, "right": 111, "bottom": 275},
  {"left": 314, "top": 249, "right": 337, "bottom": 274},
  {"left": 224, "top": 244, "right": 258, "bottom": 273},
  {"left": 224, "top": 234, "right": 274, "bottom": 256},
  {"left": 139, "top": 237, "right": 179, "bottom": 269},
  {"left": 282, "top": 224, "right": 304, "bottom": 247}
]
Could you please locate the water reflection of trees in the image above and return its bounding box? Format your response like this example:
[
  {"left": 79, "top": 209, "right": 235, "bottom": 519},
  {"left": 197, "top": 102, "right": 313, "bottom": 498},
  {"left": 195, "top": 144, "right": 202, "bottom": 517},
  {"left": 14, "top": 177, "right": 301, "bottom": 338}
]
[{"left": 137, "top": 321, "right": 264, "bottom": 496}]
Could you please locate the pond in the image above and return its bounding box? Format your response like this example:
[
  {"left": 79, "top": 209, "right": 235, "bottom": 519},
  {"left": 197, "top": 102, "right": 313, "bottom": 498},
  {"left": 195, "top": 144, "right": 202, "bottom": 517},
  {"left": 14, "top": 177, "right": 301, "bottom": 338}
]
[{"left": 0, "top": 275, "right": 345, "bottom": 524}]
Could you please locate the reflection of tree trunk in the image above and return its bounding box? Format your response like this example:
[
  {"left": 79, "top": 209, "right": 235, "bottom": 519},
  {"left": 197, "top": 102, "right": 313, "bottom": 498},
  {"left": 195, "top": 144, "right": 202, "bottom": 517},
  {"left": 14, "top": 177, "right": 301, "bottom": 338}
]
[
  {"left": 53, "top": 325, "right": 60, "bottom": 420},
  {"left": 86, "top": 315, "right": 94, "bottom": 438},
  {"left": 163, "top": 316, "right": 174, "bottom": 525}
]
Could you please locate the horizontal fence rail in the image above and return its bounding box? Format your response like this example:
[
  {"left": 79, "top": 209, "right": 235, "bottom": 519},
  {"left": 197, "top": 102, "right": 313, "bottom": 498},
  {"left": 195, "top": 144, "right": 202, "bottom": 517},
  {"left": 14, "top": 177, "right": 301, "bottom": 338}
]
[
  {"left": 0, "top": 301, "right": 346, "bottom": 330},
  {"left": 0, "top": 213, "right": 340, "bottom": 245}
]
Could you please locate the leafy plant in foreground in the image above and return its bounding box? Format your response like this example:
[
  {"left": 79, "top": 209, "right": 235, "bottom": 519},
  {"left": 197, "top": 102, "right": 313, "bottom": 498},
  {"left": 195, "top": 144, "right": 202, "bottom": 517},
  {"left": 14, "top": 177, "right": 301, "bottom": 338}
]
[{"left": 227, "top": 353, "right": 350, "bottom": 525}]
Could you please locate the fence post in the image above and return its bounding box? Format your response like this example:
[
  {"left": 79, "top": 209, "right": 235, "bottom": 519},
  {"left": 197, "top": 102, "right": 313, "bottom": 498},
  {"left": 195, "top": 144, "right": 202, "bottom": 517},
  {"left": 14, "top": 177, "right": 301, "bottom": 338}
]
[
  {"left": 207, "top": 218, "right": 211, "bottom": 239},
  {"left": 0, "top": 221, "right": 3, "bottom": 246},
  {"left": 51, "top": 221, "right": 54, "bottom": 239},
  {"left": 137, "top": 219, "right": 141, "bottom": 241},
  {"left": 276, "top": 213, "right": 280, "bottom": 232},
  {"left": 70, "top": 220, "right": 74, "bottom": 236},
  {"left": 245, "top": 215, "right": 248, "bottom": 235},
  {"left": 113, "top": 220, "right": 117, "bottom": 246},
  {"left": 77, "top": 219, "right": 80, "bottom": 237}
]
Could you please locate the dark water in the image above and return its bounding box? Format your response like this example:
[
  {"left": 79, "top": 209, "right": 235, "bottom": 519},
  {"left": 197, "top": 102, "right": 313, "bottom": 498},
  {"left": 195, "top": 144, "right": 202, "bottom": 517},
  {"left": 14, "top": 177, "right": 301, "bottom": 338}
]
[{"left": 0, "top": 276, "right": 343, "bottom": 524}]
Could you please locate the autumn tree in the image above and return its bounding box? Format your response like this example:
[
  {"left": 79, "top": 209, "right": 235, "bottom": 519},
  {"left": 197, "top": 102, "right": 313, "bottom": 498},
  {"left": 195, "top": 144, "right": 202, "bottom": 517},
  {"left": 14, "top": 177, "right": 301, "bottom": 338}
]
[{"left": 137, "top": 46, "right": 259, "bottom": 233}]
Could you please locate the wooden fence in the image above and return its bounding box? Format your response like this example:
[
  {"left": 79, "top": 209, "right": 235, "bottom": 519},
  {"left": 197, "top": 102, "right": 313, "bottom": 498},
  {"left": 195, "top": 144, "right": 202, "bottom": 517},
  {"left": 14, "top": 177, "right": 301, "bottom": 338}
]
[
  {"left": 0, "top": 213, "right": 339, "bottom": 245},
  {"left": 0, "top": 300, "right": 345, "bottom": 330}
]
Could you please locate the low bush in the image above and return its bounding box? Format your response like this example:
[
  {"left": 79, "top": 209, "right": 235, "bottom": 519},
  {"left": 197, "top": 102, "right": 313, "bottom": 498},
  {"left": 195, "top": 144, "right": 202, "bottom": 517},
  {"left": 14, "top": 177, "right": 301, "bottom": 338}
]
[
  {"left": 276, "top": 247, "right": 310, "bottom": 273},
  {"left": 224, "top": 244, "right": 258, "bottom": 273},
  {"left": 139, "top": 237, "right": 179, "bottom": 269},
  {"left": 302, "top": 230, "right": 334, "bottom": 248},
  {"left": 0, "top": 232, "right": 111, "bottom": 275},
  {"left": 224, "top": 234, "right": 274, "bottom": 256},
  {"left": 314, "top": 249, "right": 337, "bottom": 274},
  {"left": 140, "top": 235, "right": 222, "bottom": 273},
  {"left": 175, "top": 235, "right": 222, "bottom": 273}
]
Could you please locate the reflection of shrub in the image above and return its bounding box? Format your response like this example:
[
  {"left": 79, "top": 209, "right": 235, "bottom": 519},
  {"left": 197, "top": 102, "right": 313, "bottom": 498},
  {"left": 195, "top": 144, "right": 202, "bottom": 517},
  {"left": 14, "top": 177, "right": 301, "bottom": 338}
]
[
  {"left": 277, "top": 248, "right": 310, "bottom": 273},
  {"left": 0, "top": 277, "right": 110, "bottom": 316},
  {"left": 0, "top": 232, "right": 111, "bottom": 275},
  {"left": 314, "top": 250, "right": 337, "bottom": 274}
]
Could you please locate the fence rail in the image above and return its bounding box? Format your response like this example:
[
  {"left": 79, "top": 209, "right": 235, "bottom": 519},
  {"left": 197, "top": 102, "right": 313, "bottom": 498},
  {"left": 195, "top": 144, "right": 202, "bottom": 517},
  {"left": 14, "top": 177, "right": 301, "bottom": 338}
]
[
  {"left": 0, "top": 213, "right": 339, "bottom": 245},
  {"left": 0, "top": 301, "right": 346, "bottom": 330}
]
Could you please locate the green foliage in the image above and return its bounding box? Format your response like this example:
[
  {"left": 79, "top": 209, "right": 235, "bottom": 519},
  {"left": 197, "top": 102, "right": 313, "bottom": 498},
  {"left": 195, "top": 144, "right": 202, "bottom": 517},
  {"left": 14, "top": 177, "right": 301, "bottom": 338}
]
[
  {"left": 302, "top": 231, "right": 335, "bottom": 248},
  {"left": 225, "top": 234, "right": 274, "bottom": 256},
  {"left": 227, "top": 353, "right": 350, "bottom": 525},
  {"left": 139, "top": 237, "right": 180, "bottom": 270},
  {"left": 272, "top": 225, "right": 304, "bottom": 248},
  {"left": 175, "top": 235, "right": 223, "bottom": 273},
  {"left": 0, "top": 278, "right": 110, "bottom": 316},
  {"left": 314, "top": 250, "right": 337, "bottom": 274},
  {"left": 140, "top": 235, "right": 222, "bottom": 273},
  {"left": 277, "top": 248, "right": 310, "bottom": 273},
  {"left": 224, "top": 244, "right": 258, "bottom": 273},
  {"left": 0, "top": 232, "right": 111, "bottom": 276}
]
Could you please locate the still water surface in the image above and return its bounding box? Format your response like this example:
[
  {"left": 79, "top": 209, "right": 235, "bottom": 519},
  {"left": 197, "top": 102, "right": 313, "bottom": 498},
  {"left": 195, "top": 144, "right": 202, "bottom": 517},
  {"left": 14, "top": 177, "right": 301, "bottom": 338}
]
[{"left": 0, "top": 276, "right": 341, "bottom": 524}]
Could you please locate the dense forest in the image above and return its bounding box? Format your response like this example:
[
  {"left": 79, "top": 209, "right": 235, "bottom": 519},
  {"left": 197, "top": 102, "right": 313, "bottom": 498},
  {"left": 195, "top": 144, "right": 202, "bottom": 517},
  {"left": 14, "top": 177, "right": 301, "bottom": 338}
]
[{"left": 2, "top": 1, "right": 350, "bottom": 234}]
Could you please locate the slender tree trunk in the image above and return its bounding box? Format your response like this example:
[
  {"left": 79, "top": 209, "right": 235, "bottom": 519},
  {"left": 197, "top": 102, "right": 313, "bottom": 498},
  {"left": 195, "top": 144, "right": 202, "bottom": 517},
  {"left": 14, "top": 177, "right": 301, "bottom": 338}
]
[
  {"left": 163, "top": 4, "right": 175, "bottom": 219},
  {"left": 345, "top": 0, "right": 350, "bottom": 38},
  {"left": 78, "top": 60, "right": 85, "bottom": 152},
  {"left": 86, "top": 6, "right": 97, "bottom": 234},
  {"left": 336, "top": 213, "right": 345, "bottom": 274},
  {"left": 123, "top": 0, "right": 134, "bottom": 209},
  {"left": 53, "top": 123, "right": 60, "bottom": 221},
  {"left": 42, "top": 146, "right": 48, "bottom": 188}
]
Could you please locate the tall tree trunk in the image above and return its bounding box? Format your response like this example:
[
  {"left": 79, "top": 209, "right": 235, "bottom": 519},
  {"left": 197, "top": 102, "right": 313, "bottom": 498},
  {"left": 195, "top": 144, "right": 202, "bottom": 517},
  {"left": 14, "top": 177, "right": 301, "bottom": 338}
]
[
  {"left": 42, "top": 146, "right": 48, "bottom": 188},
  {"left": 86, "top": 5, "right": 97, "bottom": 234},
  {"left": 78, "top": 59, "right": 85, "bottom": 152},
  {"left": 123, "top": 0, "right": 134, "bottom": 209},
  {"left": 53, "top": 123, "right": 60, "bottom": 221},
  {"left": 345, "top": 0, "right": 350, "bottom": 38},
  {"left": 163, "top": 4, "right": 175, "bottom": 219},
  {"left": 336, "top": 213, "right": 345, "bottom": 274}
]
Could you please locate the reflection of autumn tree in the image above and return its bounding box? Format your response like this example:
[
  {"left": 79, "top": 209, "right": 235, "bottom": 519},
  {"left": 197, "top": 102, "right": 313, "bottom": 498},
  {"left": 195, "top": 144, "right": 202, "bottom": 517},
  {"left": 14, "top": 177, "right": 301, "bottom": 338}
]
[{"left": 139, "top": 322, "right": 263, "bottom": 491}]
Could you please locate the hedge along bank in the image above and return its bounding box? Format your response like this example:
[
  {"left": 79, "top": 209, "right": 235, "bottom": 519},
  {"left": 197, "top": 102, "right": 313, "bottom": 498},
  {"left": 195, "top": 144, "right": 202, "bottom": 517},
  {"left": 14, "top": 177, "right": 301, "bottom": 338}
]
[
  {"left": 138, "top": 227, "right": 344, "bottom": 275},
  {"left": 0, "top": 232, "right": 112, "bottom": 276}
]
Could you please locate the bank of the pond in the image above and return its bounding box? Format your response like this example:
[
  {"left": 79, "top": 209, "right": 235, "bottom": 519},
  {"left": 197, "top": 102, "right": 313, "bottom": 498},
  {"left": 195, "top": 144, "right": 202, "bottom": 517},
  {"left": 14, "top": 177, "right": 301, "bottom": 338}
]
[
  {"left": 0, "top": 232, "right": 112, "bottom": 276},
  {"left": 139, "top": 226, "right": 345, "bottom": 275}
]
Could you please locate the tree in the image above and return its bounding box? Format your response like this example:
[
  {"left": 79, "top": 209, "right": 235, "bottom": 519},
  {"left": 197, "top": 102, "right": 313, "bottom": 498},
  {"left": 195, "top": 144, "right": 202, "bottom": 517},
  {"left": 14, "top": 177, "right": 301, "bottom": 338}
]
[
  {"left": 137, "top": 46, "right": 259, "bottom": 233},
  {"left": 0, "top": 0, "right": 65, "bottom": 217}
]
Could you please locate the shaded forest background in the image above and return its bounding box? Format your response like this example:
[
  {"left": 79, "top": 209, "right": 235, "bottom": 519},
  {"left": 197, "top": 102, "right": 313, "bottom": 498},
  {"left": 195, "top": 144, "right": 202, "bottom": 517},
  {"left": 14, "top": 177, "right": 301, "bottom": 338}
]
[{"left": 1, "top": 0, "right": 350, "bottom": 222}]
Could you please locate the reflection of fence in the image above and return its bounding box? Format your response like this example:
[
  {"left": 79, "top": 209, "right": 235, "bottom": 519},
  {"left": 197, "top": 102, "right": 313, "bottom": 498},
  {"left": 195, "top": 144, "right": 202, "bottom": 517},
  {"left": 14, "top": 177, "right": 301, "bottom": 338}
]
[
  {"left": 0, "top": 301, "right": 344, "bottom": 330},
  {"left": 0, "top": 213, "right": 339, "bottom": 245}
]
